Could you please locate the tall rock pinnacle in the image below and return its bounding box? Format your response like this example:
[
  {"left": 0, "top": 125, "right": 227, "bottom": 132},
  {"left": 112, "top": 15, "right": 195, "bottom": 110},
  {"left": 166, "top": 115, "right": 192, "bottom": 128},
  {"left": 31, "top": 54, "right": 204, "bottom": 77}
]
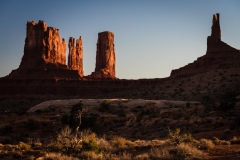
[
  {"left": 68, "top": 36, "right": 84, "bottom": 77},
  {"left": 207, "top": 13, "right": 237, "bottom": 54},
  {"left": 92, "top": 31, "right": 116, "bottom": 78},
  {"left": 211, "top": 13, "right": 221, "bottom": 41}
]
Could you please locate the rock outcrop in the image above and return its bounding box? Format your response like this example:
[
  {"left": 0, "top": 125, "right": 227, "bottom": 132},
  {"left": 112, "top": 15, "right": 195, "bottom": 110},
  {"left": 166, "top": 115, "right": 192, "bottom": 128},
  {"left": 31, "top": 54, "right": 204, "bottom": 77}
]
[
  {"left": 68, "top": 37, "right": 84, "bottom": 77},
  {"left": 88, "top": 31, "right": 116, "bottom": 79},
  {"left": 5, "top": 20, "right": 82, "bottom": 79},
  {"left": 21, "top": 20, "right": 67, "bottom": 68},
  {"left": 170, "top": 13, "right": 240, "bottom": 78}
]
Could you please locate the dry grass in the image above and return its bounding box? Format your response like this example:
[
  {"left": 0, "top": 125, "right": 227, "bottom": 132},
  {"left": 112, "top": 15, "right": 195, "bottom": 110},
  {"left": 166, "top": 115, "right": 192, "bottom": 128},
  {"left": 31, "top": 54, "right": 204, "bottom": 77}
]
[
  {"left": 212, "top": 137, "right": 231, "bottom": 145},
  {"left": 149, "top": 143, "right": 205, "bottom": 160},
  {"left": 199, "top": 139, "right": 215, "bottom": 150},
  {"left": 44, "top": 152, "right": 79, "bottom": 160},
  {"left": 110, "top": 136, "right": 136, "bottom": 148},
  {"left": 230, "top": 136, "right": 240, "bottom": 144}
]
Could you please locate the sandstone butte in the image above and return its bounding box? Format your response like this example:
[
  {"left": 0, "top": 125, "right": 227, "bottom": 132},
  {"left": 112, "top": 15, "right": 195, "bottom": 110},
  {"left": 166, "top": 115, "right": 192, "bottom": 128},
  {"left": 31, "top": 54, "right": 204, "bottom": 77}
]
[
  {"left": 4, "top": 20, "right": 116, "bottom": 80},
  {"left": 0, "top": 13, "right": 240, "bottom": 96}
]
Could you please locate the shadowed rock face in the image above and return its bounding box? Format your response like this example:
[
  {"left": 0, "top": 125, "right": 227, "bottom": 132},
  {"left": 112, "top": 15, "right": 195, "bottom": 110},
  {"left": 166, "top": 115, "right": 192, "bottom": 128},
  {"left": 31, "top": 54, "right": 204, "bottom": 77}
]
[
  {"left": 68, "top": 37, "right": 84, "bottom": 77},
  {"left": 170, "top": 13, "right": 240, "bottom": 78},
  {"left": 89, "top": 31, "right": 116, "bottom": 79}
]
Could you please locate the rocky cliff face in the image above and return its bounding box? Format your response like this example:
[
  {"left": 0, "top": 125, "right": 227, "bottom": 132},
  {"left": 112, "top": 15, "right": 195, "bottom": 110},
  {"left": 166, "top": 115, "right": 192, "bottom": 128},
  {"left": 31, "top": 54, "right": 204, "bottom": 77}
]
[
  {"left": 21, "top": 20, "right": 66, "bottom": 68},
  {"left": 89, "top": 31, "right": 116, "bottom": 79},
  {"left": 170, "top": 13, "right": 240, "bottom": 78},
  {"left": 5, "top": 20, "right": 83, "bottom": 79},
  {"left": 68, "top": 37, "right": 84, "bottom": 77}
]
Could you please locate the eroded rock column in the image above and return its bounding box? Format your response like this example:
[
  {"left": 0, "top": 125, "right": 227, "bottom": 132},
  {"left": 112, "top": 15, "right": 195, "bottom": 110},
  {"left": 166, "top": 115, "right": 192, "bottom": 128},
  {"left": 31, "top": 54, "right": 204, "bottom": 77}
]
[
  {"left": 68, "top": 36, "right": 84, "bottom": 77},
  {"left": 93, "top": 31, "right": 116, "bottom": 78}
]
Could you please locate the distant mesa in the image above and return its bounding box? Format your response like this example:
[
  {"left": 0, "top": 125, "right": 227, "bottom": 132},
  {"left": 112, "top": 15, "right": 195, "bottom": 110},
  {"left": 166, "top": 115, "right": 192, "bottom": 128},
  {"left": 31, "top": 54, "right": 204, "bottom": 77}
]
[
  {"left": 170, "top": 13, "right": 240, "bottom": 78},
  {"left": 5, "top": 20, "right": 116, "bottom": 80}
]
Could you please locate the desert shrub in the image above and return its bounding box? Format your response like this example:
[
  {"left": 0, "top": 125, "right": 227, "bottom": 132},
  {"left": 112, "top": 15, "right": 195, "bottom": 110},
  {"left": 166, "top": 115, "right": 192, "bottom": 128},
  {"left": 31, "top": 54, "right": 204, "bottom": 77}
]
[
  {"left": 27, "top": 138, "right": 42, "bottom": 149},
  {"left": 211, "top": 137, "right": 220, "bottom": 145},
  {"left": 44, "top": 152, "right": 79, "bottom": 160},
  {"left": 18, "top": 141, "right": 31, "bottom": 150},
  {"left": 230, "top": 136, "right": 240, "bottom": 144},
  {"left": 199, "top": 139, "right": 214, "bottom": 150},
  {"left": 82, "top": 139, "right": 102, "bottom": 154},
  {"left": 134, "top": 153, "right": 150, "bottom": 160},
  {"left": 150, "top": 143, "right": 205, "bottom": 160},
  {"left": 0, "top": 125, "right": 13, "bottom": 135},
  {"left": 111, "top": 136, "right": 135, "bottom": 148},
  {"left": 47, "top": 141, "right": 62, "bottom": 152},
  {"left": 95, "top": 138, "right": 112, "bottom": 152},
  {"left": 57, "top": 126, "right": 82, "bottom": 155},
  {"left": 149, "top": 147, "right": 173, "bottom": 159},
  {"left": 168, "top": 128, "right": 194, "bottom": 145},
  {"left": 61, "top": 102, "right": 85, "bottom": 131},
  {"left": 173, "top": 143, "right": 205, "bottom": 159},
  {"left": 98, "top": 100, "right": 110, "bottom": 112},
  {"left": 79, "top": 151, "right": 102, "bottom": 159},
  {"left": 117, "top": 151, "right": 132, "bottom": 160}
]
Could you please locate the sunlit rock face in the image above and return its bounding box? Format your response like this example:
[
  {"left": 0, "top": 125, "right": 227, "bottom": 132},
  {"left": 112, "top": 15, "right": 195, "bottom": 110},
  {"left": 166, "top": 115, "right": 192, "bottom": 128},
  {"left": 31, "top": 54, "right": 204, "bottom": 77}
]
[
  {"left": 68, "top": 36, "right": 84, "bottom": 77},
  {"left": 21, "top": 20, "right": 66, "bottom": 68},
  {"left": 5, "top": 20, "right": 82, "bottom": 79},
  {"left": 170, "top": 13, "right": 240, "bottom": 78},
  {"left": 88, "top": 31, "right": 116, "bottom": 79}
]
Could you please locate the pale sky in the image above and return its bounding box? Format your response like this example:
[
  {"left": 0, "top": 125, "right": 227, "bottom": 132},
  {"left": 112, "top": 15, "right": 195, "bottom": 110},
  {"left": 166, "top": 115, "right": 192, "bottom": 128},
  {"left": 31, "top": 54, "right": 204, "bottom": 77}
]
[{"left": 0, "top": 0, "right": 240, "bottom": 79}]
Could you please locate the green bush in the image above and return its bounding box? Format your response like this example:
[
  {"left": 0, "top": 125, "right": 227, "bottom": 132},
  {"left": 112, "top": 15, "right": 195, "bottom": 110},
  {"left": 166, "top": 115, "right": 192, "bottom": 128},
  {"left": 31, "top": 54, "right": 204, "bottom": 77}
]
[{"left": 82, "top": 139, "right": 102, "bottom": 154}]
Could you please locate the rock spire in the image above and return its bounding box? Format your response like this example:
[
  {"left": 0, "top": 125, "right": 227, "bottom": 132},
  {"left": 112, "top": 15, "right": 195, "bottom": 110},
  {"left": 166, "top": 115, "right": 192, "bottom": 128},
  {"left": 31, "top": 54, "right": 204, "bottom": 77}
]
[
  {"left": 90, "top": 31, "right": 116, "bottom": 78},
  {"left": 68, "top": 36, "right": 84, "bottom": 76},
  {"left": 211, "top": 13, "right": 221, "bottom": 40}
]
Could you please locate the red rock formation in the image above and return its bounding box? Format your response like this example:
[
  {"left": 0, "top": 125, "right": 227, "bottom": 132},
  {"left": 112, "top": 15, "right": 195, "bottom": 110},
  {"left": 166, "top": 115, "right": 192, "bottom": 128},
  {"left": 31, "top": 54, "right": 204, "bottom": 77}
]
[
  {"left": 68, "top": 36, "right": 84, "bottom": 77},
  {"left": 88, "top": 31, "right": 116, "bottom": 79},
  {"left": 21, "top": 20, "right": 66, "bottom": 68},
  {"left": 5, "top": 20, "right": 81, "bottom": 79},
  {"left": 171, "top": 13, "right": 240, "bottom": 78}
]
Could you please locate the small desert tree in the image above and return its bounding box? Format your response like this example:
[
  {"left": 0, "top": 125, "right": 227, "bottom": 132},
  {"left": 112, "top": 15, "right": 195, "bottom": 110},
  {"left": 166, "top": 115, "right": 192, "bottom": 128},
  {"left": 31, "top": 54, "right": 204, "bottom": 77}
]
[{"left": 61, "top": 101, "right": 85, "bottom": 132}]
